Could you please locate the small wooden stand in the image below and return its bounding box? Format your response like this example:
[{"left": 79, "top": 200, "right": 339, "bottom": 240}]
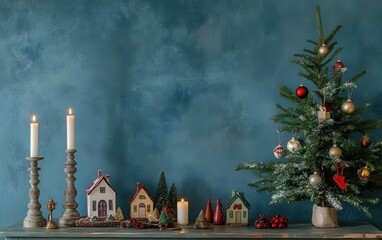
[
  {"left": 58, "top": 149, "right": 80, "bottom": 227},
  {"left": 23, "top": 157, "right": 46, "bottom": 228}
]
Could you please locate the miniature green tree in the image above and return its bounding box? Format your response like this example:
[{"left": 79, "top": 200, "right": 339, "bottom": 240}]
[
  {"left": 236, "top": 6, "right": 382, "bottom": 217},
  {"left": 154, "top": 171, "right": 169, "bottom": 212},
  {"left": 168, "top": 183, "right": 178, "bottom": 217},
  {"left": 158, "top": 211, "right": 174, "bottom": 228}
]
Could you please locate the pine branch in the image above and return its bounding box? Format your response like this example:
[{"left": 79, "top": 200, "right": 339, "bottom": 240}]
[
  {"left": 322, "top": 47, "right": 343, "bottom": 67},
  {"left": 303, "top": 49, "right": 317, "bottom": 56},
  {"left": 347, "top": 70, "right": 367, "bottom": 83},
  {"left": 307, "top": 39, "right": 319, "bottom": 46},
  {"left": 316, "top": 5, "right": 324, "bottom": 44},
  {"left": 325, "top": 24, "right": 342, "bottom": 44}
]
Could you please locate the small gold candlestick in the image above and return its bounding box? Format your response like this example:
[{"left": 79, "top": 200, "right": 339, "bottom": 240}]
[{"left": 46, "top": 198, "right": 58, "bottom": 229}]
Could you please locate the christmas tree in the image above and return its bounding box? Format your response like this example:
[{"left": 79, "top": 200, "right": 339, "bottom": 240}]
[
  {"left": 168, "top": 183, "right": 178, "bottom": 217},
  {"left": 154, "top": 171, "right": 169, "bottom": 212},
  {"left": 236, "top": 6, "right": 382, "bottom": 218}
]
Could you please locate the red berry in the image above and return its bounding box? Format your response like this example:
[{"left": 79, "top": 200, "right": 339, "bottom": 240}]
[
  {"left": 278, "top": 223, "right": 285, "bottom": 229},
  {"left": 256, "top": 223, "right": 262, "bottom": 229},
  {"left": 271, "top": 223, "right": 277, "bottom": 228},
  {"left": 274, "top": 219, "right": 279, "bottom": 224}
]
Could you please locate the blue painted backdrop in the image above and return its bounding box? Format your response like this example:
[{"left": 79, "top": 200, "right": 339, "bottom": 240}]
[{"left": 1, "top": 0, "right": 382, "bottom": 231}]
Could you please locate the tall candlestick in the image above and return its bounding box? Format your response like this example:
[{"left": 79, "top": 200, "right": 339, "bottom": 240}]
[
  {"left": 30, "top": 115, "right": 38, "bottom": 157},
  {"left": 66, "top": 108, "right": 75, "bottom": 149},
  {"left": 177, "top": 198, "right": 189, "bottom": 225}
]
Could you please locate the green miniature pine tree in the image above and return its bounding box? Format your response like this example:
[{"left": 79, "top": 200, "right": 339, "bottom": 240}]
[
  {"left": 154, "top": 171, "right": 169, "bottom": 212},
  {"left": 158, "top": 211, "right": 174, "bottom": 228},
  {"left": 236, "top": 6, "right": 382, "bottom": 217},
  {"left": 168, "top": 183, "right": 178, "bottom": 217}
]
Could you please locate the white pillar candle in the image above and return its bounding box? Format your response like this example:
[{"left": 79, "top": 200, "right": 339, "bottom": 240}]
[
  {"left": 30, "top": 115, "right": 38, "bottom": 157},
  {"left": 66, "top": 108, "right": 75, "bottom": 149},
  {"left": 177, "top": 198, "right": 189, "bottom": 225}
]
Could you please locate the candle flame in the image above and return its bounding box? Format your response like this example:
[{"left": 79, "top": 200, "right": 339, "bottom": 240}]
[
  {"left": 181, "top": 198, "right": 184, "bottom": 202},
  {"left": 68, "top": 108, "right": 72, "bottom": 115},
  {"left": 32, "top": 115, "right": 36, "bottom": 123}
]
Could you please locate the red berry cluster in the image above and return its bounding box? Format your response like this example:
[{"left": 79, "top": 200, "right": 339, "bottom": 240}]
[
  {"left": 269, "top": 214, "right": 288, "bottom": 229},
  {"left": 126, "top": 218, "right": 145, "bottom": 229},
  {"left": 255, "top": 214, "right": 269, "bottom": 229},
  {"left": 255, "top": 214, "right": 288, "bottom": 229}
]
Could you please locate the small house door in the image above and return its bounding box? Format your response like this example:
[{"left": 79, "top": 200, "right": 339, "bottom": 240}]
[
  {"left": 98, "top": 200, "right": 107, "bottom": 218},
  {"left": 138, "top": 203, "right": 146, "bottom": 217},
  {"left": 235, "top": 211, "right": 242, "bottom": 224}
]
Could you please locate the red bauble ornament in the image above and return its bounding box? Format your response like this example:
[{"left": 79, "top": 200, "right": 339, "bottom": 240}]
[
  {"left": 333, "top": 59, "right": 345, "bottom": 74},
  {"left": 324, "top": 104, "right": 334, "bottom": 112},
  {"left": 296, "top": 84, "right": 309, "bottom": 99},
  {"left": 361, "top": 134, "right": 371, "bottom": 148}
]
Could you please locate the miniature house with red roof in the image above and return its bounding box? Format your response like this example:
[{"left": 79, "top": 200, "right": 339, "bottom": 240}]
[
  {"left": 85, "top": 170, "right": 117, "bottom": 218},
  {"left": 129, "top": 182, "right": 154, "bottom": 218},
  {"left": 226, "top": 190, "right": 250, "bottom": 226}
]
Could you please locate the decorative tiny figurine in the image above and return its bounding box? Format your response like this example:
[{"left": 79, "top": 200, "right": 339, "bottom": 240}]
[
  {"left": 46, "top": 198, "right": 58, "bottom": 229},
  {"left": 213, "top": 199, "right": 224, "bottom": 225},
  {"left": 158, "top": 211, "right": 174, "bottom": 230},
  {"left": 226, "top": 190, "right": 250, "bottom": 226},
  {"left": 204, "top": 198, "right": 213, "bottom": 223},
  {"left": 114, "top": 207, "right": 124, "bottom": 221},
  {"left": 129, "top": 182, "right": 154, "bottom": 218},
  {"left": 85, "top": 170, "right": 117, "bottom": 219},
  {"left": 193, "top": 210, "right": 209, "bottom": 229}
]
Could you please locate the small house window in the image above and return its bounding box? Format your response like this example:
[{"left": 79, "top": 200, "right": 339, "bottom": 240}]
[
  {"left": 139, "top": 195, "right": 146, "bottom": 199},
  {"left": 100, "top": 187, "right": 105, "bottom": 193},
  {"left": 134, "top": 205, "right": 137, "bottom": 212},
  {"left": 147, "top": 204, "right": 151, "bottom": 212},
  {"left": 243, "top": 211, "right": 247, "bottom": 218},
  {"left": 109, "top": 200, "right": 113, "bottom": 211},
  {"left": 92, "top": 201, "right": 96, "bottom": 211},
  {"left": 229, "top": 211, "right": 233, "bottom": 218}
]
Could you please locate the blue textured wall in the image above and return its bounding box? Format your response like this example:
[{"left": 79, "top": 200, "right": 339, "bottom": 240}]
[{"left": 1, "top": 0, "right": 382, "bottom": 232}]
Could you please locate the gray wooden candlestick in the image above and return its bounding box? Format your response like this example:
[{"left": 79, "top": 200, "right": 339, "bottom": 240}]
[
  {"left": 23, "top": 156, "right": 46, "bottom": 228},
  {"left": 58, "top": 149, "right": 80, "bottom": 227}
]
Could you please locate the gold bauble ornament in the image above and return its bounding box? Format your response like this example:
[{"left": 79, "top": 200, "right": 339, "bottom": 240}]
[
  {"left": 329, "top": 144, "right": 342, "bottom": 159},
  {"left": 318, "top": 44, "right": 329, "bottom": 57},
  {"left": 341, "top": 99, "right": 355, "bottom": 114},
  {"left": 287, "top": 136, "right": 302, "bottom": 153},
  {"left": 358, "top": 166, "right": 371, "bottom": 181},
  {"left": 309, "top": 172, "right": 322, "bottom": 186}
]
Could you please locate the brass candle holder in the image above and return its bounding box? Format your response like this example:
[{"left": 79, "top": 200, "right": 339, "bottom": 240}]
[
  {"left": 23, "top": 156, "right": 46, "bottom": 228},
  {"left": 46, "top": 198, "right": 58, "bottom": 229},
  {"left": 58, "top": 149, "right": 80, "bottom": 227}
]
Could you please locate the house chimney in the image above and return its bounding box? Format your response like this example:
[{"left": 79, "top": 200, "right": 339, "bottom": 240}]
[
  {"left": 231, "top": 189, "right": 237, "bottom": 197},
  {"left": 98, "top": 170, "right": 102, "bottom": 178},
  {"left": 106, "top": 174, "right": 110, "bottom": 183},
  {"left": 136, "top": 182, "right": 142, "bottom": 191}
]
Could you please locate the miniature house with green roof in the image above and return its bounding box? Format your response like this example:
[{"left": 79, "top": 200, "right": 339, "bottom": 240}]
[{"left": 226, "top": 190, "right": 250, "bottom": 226}]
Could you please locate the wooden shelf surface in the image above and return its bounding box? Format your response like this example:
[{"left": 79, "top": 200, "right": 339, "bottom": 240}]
[{"left": 1, "top": 222, "right": 382, "bottom": 239}]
